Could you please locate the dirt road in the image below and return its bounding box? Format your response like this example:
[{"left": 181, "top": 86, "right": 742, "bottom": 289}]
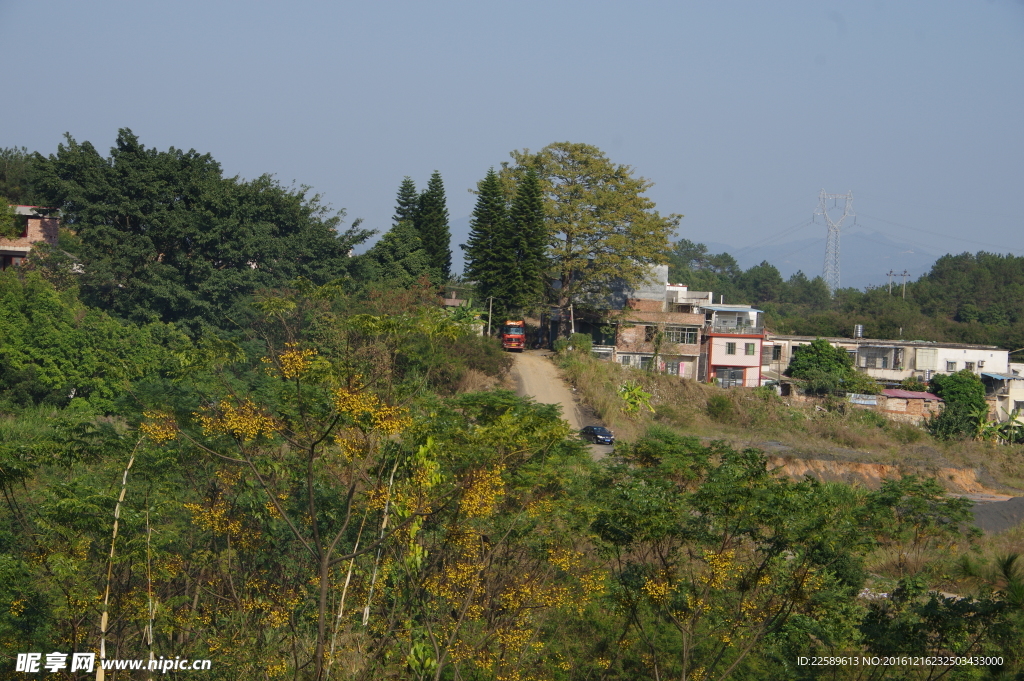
[
  {"left": 511, "top": 350, "right": 613, "bottom": 458},
  {"left": 511, "top": 350, "right": 583, "bottom": 429}
]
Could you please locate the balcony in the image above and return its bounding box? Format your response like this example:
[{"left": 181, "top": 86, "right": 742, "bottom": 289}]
[{"left": 706, "top": 323, "right": 764, "bottom": 335}]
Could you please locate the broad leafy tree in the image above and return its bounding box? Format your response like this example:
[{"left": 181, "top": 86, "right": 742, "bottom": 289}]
[
  {"left": 500, "top": 143, "right": 679, "bottom": 336},
  {"left": 32, "top": 129, "right": 371, "bottom": 331},
  {"left": 364, "top": 221, "right": 432, "bottom": 287}
]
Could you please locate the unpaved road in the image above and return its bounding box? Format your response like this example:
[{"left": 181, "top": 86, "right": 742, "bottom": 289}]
[{"left": 510, "top": 350, "right": 613, "bottom": 459}]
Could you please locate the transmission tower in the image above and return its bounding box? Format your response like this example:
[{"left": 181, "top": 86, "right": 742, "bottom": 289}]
[{"left": 815, "top": 189, "right": 854, "bottom": 295}]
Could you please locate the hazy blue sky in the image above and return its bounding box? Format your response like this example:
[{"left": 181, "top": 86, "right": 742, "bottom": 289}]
[{"left": 3, "top": 1, "right": 1022, "bottom": 286}]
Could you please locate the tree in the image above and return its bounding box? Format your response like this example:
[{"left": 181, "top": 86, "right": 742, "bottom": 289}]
[
  {"left": 0, "top": 146, "right": 38, "bottom": 205},
  {"left": 928, "top": 369, "right": 987, "bottom": 439},
  {"left": 787, "top": 338, "right": 852, "bottom": 379},
  {"left": 32, "top": 129, "right": 372, "bottom": 331},
  {"left": 392, "top": 176, "right": 418, "bottom": 227},
  {"left": 500, "top": 142, "right": 679, "bottom": 336},
  {"left": 738, "top": 260, "right": 783, "bottom": 303},
  {"left": 507, "top": 168, "right": 547, "bottom": 313},
  {"left": 364, "top": 221, "right": 432, "bottom": 287},
  {"left": 414, "top": 171, "right": 451, "bottom": 281},
  {"left": 463, "top": 168, "right": 509, "bottom": 315}
]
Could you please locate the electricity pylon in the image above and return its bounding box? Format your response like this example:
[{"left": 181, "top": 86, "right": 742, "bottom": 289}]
[{"left": 815, "top": 189, "right": 854, "bottom": 295}]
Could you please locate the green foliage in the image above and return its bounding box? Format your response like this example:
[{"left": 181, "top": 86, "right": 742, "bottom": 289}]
[
  {"left": 464, "top": 168, "right": 510, "bottom": 313},
  {"left": 901, "top": 375, "right": 930, "bottom": 392},
  {"left": 567, "top": 332, "right": 593, "bottom": 354},
  {"left": 392, "top": 175, "right": 418, "bottom": 226},
  {"left": 928, "top": 370, "right": 987, "bottom": 440},
  {"left": 0, "top": 146, "right": 38, "bottom": 205},
  {"left": 0, "top": 269, "right": 177, "bottom": 411},
  {"left": 507, "top": 168, "right": 547, "bottom": 312},
  {"left": 501, "top": 142, "right": 679, "bottom": 335},
  {"left": 705, "top": 393, "right": 734, "bottom": 421},
  {"left": 414, "top": 170, "right": 451, "bottom": 281},
  {"left": 788, "top": 338, "right": 853, "bottom": 378},
  {"left": 363, "top": 221, "right": 432, "bottom": 287},
  {"left": 0, "top": 199, "right": 19, "bottom": 239},
  {"left": 32, "top": 129, "right": 372, "bottom": 331}
]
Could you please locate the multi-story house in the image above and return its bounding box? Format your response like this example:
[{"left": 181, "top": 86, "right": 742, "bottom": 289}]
[
  {"left": 698, "top": 304, "right": 765, "bottom": 387},
  {"left": 0, "top": 206, "right": 59, "bottom": 270}
]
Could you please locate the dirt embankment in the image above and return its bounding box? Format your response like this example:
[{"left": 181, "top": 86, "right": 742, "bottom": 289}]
[{"left": 766, "top": 456, "right": 996, "bottom": 494}]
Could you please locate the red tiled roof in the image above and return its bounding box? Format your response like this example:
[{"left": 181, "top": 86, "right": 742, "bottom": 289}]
[{"left": 882, "top": 389, "right": 942, "bottom": 401}]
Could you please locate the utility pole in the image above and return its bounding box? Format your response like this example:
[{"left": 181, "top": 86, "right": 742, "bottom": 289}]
[
  {"left": 900, "top": 270, "right": 909, "bottom": 299},
  {"left": 886, "top": 269, "right": 895, "bottom": 294},
  {"left": 487, "top": 297, "right": 493, "bottom": 336},
  {"left": 815, "top": 189, "right": 854, "bottom": 296}
]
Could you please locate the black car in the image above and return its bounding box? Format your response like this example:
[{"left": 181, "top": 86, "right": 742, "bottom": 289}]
[{"left": 580, "top": 425, "right": 614, "bottom": 445}]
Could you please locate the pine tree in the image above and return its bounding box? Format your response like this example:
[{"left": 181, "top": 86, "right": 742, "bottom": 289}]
[
  {"left": 464, "top": 168, "right": 509, "bottom": 315},
  {"left": 392, "top": 176, "right": 418, "bottom": 227},
  {"left": 508, "top": 168, "right": 547, "bottom": 312},
  {"left": 414, "top": 171, "right": 452, "bottom": 281}
]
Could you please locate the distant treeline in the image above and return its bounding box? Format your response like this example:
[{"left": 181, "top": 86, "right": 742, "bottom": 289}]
[{"left": 667, "top": 239, "right": 1024, "bottom": 349}]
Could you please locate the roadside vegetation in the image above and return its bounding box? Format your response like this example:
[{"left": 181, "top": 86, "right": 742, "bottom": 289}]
[
  {"left": 2, "top": 134, "right": 1023, "bottom": 679},
  {"left": 555, "top": 349, "right": 1024, "bottom": 491}
]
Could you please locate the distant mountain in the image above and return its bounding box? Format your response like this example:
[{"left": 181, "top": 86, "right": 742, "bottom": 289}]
[{"left": 703, "top": 230, "right": 938, "bottom": 290}]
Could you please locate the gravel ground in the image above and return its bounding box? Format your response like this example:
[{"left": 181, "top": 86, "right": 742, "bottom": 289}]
[{"left": 970, "top": 497, "right": 1024, "bottom": 534}]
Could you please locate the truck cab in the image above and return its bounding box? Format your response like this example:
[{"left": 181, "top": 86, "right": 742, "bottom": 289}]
[{"left": 501, "top": 320, "right": 526, "bottom": 351}]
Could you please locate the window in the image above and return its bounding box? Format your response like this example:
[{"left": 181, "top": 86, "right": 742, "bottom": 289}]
[
  {"left": 664, "top": 326, "right": 699, "bottom": 344},
  {"left": 665, "top": 361, "right": 680, "bottom": 376},
  {"left": 946, "top": 361, "right": 957, "bottom": 372},
  {"left": 726, "top": 342, "right": 737, "bottom": 355},
  {"left": 644, "top": 325, "right": 656, "bottom": 342},
  {"left": 965, "top": 361, "right": 975, "bottom": 372},
  {"left": 639, "top": 356, "right": 653, "bottom": 370},
  {"left": 772, "top": 346, "right": 783, "bottom": 361},
  {"left": 745, "top": 343, "right": 756, "bottom": 356},
  {"left": 1015, "top": 401, "right": 1024, "bottom": 413},
  {"left": 621, "top": 355, "right": 632, "bottom": 367}
]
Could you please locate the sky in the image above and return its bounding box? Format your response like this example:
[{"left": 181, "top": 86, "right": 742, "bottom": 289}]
[{"left": 3, "top": 0, "right": 1022, "bottom": 287}]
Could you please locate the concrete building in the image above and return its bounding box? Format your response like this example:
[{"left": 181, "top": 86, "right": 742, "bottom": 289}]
[
  {"left": 699, "top": 305, "right": 765, "bottom": 387},
  {"left": 1, "top": 206, "right": 59, "bottom": 270},
  {"left": 761, "top": 334, "right": 1009, "bottom": 385}
]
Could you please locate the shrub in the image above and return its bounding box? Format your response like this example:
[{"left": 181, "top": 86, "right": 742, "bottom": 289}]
[
  {"left": 706, "top": 394, "right": 734, "bottom": 422},
  {"left": 568, "top": 333, "right": 593, "bottom": 354}
]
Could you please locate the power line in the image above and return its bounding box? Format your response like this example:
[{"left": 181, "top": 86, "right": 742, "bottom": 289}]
[{"left": 857, "top": 211, "right": 1021, "bottom": 254}]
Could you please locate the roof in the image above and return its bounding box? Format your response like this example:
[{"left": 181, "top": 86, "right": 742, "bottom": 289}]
[
  {"left": 882, "top": 389, "right": 942, "bottom": 401},
  {"left": 703, "top": 305, "right": 763, "bottom": 313},
  {"left": 981, "top": 372, "right": 1024, "bottom": 381}
]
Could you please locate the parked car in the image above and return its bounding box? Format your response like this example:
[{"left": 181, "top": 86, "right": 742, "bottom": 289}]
[{"left": 580, "top": 425, "right": 614, "bottom": 445}]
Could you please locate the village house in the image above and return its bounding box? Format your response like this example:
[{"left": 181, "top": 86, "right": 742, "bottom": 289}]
[
  {"left": 699, "top": 303, "right": 765, "bottom": 387},
  {"left": 1, "top": 206, "right": 59, "bottom": 270},
  {"left": 761, "top": 334, "right": 1009, "bottom": 384}
]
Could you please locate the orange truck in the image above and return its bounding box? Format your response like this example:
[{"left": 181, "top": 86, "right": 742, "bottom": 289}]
[{"left": 500, "top": 320, "right": 526, "bottom": 351}]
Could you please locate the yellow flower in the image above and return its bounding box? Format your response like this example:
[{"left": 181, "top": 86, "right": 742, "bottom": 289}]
[
  {"left": 197, "top": 400, "right": 278, "bottom": 441},
  {"left": 140, "top": 410, "right": 178, "bottom": 443}
]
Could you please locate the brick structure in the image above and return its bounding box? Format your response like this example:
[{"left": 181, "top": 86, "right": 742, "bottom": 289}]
[
  {"left": 877, "top": 389, "right": 943, "bottom": 425},
  {"left": 1, "top": 206, "right": 59, "bottom": 270}
]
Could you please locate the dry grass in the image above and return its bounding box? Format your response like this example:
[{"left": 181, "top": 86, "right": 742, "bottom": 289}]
[{"left": 556, "top": 350, "right": 1024, "bottom": 491}]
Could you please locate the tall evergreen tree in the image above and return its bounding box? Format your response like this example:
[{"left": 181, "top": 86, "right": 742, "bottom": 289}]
[
  {"left": 414, "top": 171, "right": 452, "bottom": 281},
  {"left": 508, "top": 168, "right": 547, "bottom": 312},
  {"left": 392, "top": 176, "right": 418, "bottom": 227},
  {"left": 464, "top": 169, "right": 509, "bottom": 315}
]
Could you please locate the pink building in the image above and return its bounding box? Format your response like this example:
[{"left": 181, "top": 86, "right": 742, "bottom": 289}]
[{"left": 0, "top": 206, "right": 59, "bottom": 270}]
